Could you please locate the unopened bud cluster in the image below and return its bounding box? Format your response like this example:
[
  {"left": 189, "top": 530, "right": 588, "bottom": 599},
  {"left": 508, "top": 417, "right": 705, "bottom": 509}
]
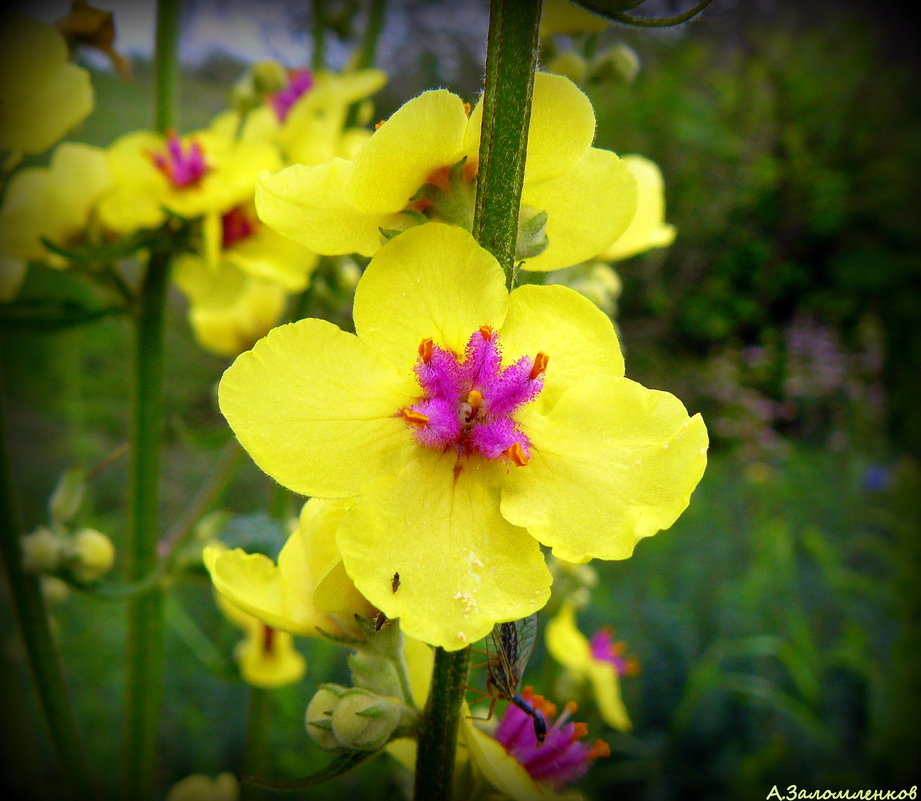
[{"left": 306, "top": 684, "right": 414, "bottom": 752}]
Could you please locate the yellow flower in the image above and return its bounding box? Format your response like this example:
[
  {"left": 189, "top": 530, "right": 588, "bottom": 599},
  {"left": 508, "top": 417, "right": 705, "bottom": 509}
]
[
  {"left": 204, "top": 497, "right": 376, "bottom": 638},
  {"left": 546, "top": 604, "right": 635, "bottom": 731},
  {"left": 0, "top": 13, "right": 94, "bottom": 154},
  {"left": 173, "top": 203, "right": 318, "bottom": 356},
  {"left": 539, "top": 0, "right": 610, "bottom": 37},
  {"left": 0, "top": 141, "right": 110, "bottom": 299},
  {"left": 165, "top": 772, "right": 238, "bottom": 801},
  {"left": 599, "top": 154, "right": 676, "bottom": 262},
  {"left": 256, "top": 72, "right": 637, "bottom": 271},
  {"left": 219, "top": 223, "right": 708, "bottom": 650},
  {"left": 211, "top": 583, "right": 306, "bottom": 688},
  {"left": 97, "top": 127, "right": 280, "bottom": 235}
]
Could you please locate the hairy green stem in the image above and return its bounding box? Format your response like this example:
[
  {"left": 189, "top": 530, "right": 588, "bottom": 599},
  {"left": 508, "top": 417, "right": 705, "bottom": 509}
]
[
  {"left": 413, "top": 647, "right": 472, "bottom": 801},
  {"left": 472, "top": 0, "right": 542, "bottom": 289},
  {"left": 0, "top": 365, "right": 97, "bottom": 800},
  {"left": 311, "top": 0, "right": 327, "bottom": 71},
  {"left": 154, "top": 0, "right": 181, "bottom": 134},
  {"left": 343, "top": 0, "right": 387, "bottom": 129}
]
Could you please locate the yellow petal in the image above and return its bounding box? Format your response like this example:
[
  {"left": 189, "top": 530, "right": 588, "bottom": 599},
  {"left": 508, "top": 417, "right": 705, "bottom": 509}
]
[
  {"left": 499, "top": 283, "right": 624, "bottom": 410},
  {"left": 587, "top": 661, "right": 632, "bottom": 732},
  {"left": 219, "top": 318, "right": 417, "bottom": 497},
  {"left": 465, "top": 72, "right": 595, "bottom": 185},
  {"left": 545, "top": 604, "right": 593, "bottom": 672},
  {"left": 502, "top": 376, "right": 708, "bottom": 562},
  {"left": 520, "top": 147, "right": 637, "bottom": 271},
  {"left": 346, "top": 89, "right": 469, "bottom": 215},
  {"left": 236, "top": 625, "right": 306, "bottom": 688},
  {"left": 226, "top": 225, "right": 319, "bottom": 292},
  {"left": 600, "top": 154, "right": 676, "bottom": 261},
  {"left": 0, "top": 15, "right": 93, "bottom": 154},
  {"left": 353, "top": 223, "right": 508, "bottom": 367},
  {"left": 336, "top": 450, "right": 552, "bottom": 650},
  {"left": 256, "top": 159, "right": 388, "bottom": 256},
  {"left": 0, "top": 255, "right": 27, "bottom": 301}
]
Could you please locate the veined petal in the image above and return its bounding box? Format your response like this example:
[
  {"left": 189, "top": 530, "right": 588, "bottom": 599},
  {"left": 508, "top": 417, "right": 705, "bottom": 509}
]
[
  {"left": 346, "top": 89, "right": 469, "bottom": 215},
  {"left": 499, "top": 283, "right": 624, "bottom": 410},
  {"left": 353, "top": 223, "right": 508, "bottom": 368},
  {"left": 219, "top": 318, "right": 417, "bottom": 497},
  {"left": 336, "top": 450, "right": 552, "bottom": 650},
  {"left": 465, "top": 72, "right": 595, "bottom": 185},
  {"left": 502, "top": 375, "right": 708, "bottom": 562},
  {"left": 256, "top": 159, "right": 388, "bottom": 256},
  {"left": 519, "top": 148, "right": 637, "bottom": 272}
]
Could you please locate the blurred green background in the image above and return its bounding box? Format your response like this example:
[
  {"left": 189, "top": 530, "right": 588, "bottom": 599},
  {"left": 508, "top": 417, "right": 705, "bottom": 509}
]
[{"left": 2, "top": 2, "right": 920, "bottom": 800}]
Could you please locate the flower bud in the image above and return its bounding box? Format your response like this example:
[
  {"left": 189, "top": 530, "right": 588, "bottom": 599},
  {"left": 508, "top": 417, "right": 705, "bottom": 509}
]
[
  {"left": 49, "top": 467, "right": 85, "bottom": 528},
  {"left": 546, "top": 50, "right": 588, "bottom": 85},
  {"left": 165, "top": 772, "right": 239, "bottom": 801},
  {"left": 41, "top": 575, "right": 71, "bottom": 606},
  {"left": 21, "top": 527, "right": 63, "bottom": 573},
  {"left": 251, "top": 60, "right": 288, "bottom": 95},
  {"left": 330, "top": 689, "right": 404, "bottom": 751},
  {"left": 306, "top": 684, "right": 347, "bottom": 750},
  {"left": 590, "top": 43, "right": 640, "bottom": 85},
  {"left": 66, "top": 528, "right": 115, "bottom": 582}
]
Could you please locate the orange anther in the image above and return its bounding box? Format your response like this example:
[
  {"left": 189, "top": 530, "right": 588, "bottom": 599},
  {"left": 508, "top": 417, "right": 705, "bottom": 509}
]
[
  {"left": 564, "top": 700, "right": 578, "bottom": 715},
  {"left": 589, "top": 739, "right": 612, "bottom": 759},
  {"left": 401, "top": 408, "right": 429, "bottom": 428},
  {"left": 418, "top": 337, "right": 434, "bottom": 363},
  {"left": 529, "top": 351, "right": 549, "bottom": 380},
  {"left": 572, "top": 722, "right": 589, "bottom": 740},
  {"left": 374, "top": 119, "right": 386, "bottom": 130},
  {"left": 463, "top": 101, "right": 472, "bottom": 117},
  {"left": 479, "top": 325, "right": 494, "bottom": 340},
  {"left": 466, "top": 389, "right": 483, "bottom": 416},
  {"left": 505, "top": 442, "right": 529, "bottom": 467}
]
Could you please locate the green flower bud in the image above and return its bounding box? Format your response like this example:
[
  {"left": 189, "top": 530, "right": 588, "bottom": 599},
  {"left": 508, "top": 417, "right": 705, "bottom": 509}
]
[
  {"left": 41, "top": 575, "right": 71, "bottom": 606},
  {"left": 546, "top": 50, "right": 588, "bottom": 85},
  {"left": 590, "top": 42, "right": 640, "bottom": 84},
  {"left": 49, "top": 467, "right": 85, "bottom": 527},
  {"left": 251, "top": 60, "right": 287, "bottom": 95},
  {"left": 306, "top": 684, "right": 347, "bottom": 750},
  {"left": 65, "top": 527, "right": 115, "bottom": 582},
  {"left": 516, "top": 206, "right": 549, "bottom": 260},
  {"left": 330, "top": 689, "right": 403, "bottom": 751},
  {"left": 21, "top": 526, "right": 63, "bottom": 573}
]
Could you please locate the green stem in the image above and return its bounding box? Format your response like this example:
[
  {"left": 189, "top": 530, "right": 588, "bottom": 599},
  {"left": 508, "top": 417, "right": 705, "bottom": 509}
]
[
  {"left": 123, "top": 3, "right": 180, "bottom": 795},
  {"left": 311, "top": 0, "right": 327, "bottom": 71},
  {"left": 472, "top": 0, "right": 542, "bottom": 289},
  {"left": 413, "top": 647, "right": 471, "bottom": 801},
  {"left": 242, "top": 687, "right": 272, "bottom": 801},
  {"left": 343, "top": 0, "right": 387, "bottom": 129},
  {"left": 0, "top": 366, "right": 97, "bottom": 800},
  {"left": 123, "top": 247, "right": 171, "bottom": 801}
]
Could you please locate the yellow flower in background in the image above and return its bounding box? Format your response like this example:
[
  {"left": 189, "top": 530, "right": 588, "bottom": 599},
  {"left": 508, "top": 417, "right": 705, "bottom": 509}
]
[
  {"left": 204, "top": 498, "right": 376, "bottom": 638},
  {"left": 257, "top": 72, "right": 637, "bottom": 271},
  {"left": 539, "top": 0, "right": 609, "bottom": 37},
  {"left": 214, "top": 66, "right": 385, "bottom": 166},
  {"left": 219, "top": 223, "right": 708, "bottom": 650},
  {"left": 97, "top": 127, "right": 280, "bottom": 235},
  {"left": 599, "top": 154, "right": 676, "bottom": 262},
  {"left": 212, "top": 583, "right": 306, "bottom": 688},
  {"left": 173, "top": 202, "right": 318, "bottom": 356},
  {"left": 165, "top": 772, "right": 238, "bottom": 801},
  {"left": 546, "top": 604, "right": 637, "bottom": 731},
  {"left": 0, "top": 141, "right": 110, "bottom": 299},
  {"left": 0, "top": 13, "right": 94, "bottom": 154}
]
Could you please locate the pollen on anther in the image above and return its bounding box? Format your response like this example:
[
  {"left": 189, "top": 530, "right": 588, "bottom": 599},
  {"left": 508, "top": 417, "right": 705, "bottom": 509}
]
[
  {"left": 418, "top": 337, "right": 434, "bottom": 363},
  {"left": 529, "top": 351, "right": 549, "bottom": 380},
  {"left": 466, "top": 389, "right": 483, "bottom": 415},
  {"left": 479, "top": 325, "right": 494, "bottom": 340},
  {"left": 401, "top": 408, "right": 429, "bottom": 428},
  {"left": 505, "top": 441, "right": 529, "bottom": 467}
]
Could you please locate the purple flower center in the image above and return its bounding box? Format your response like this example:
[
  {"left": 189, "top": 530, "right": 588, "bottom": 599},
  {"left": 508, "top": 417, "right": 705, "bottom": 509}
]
[
  {"left": 401, "top": 327, "right": 547, "bottom": 466},
  {"left": 492, "top": 689, "right": 609, "bottom": 791},
  {"left": 589, "top": 627, "right": 638, "bottom": 677},
  {"left": 269, "top": 69, "right": 314, "bottom": 122},
  {"left": 151, "top": 131, "right": 209, "bottom": 188},
  {"left": 221, "top": 206, "right": 258, "bottom": 249}
]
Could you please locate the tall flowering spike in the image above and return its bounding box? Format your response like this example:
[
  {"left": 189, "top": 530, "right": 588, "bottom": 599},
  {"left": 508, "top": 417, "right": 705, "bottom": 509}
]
[{"left": 219, "top": 223, "right": 708, "bottom": 649}]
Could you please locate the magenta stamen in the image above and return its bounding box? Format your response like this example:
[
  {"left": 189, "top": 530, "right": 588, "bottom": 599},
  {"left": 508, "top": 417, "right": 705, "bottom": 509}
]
[
  {"left": 269, "top": 69, "right": 315, "bottom": 122},
  {"left": 151, "top": 132, "right": 209, "bottom": 188}
]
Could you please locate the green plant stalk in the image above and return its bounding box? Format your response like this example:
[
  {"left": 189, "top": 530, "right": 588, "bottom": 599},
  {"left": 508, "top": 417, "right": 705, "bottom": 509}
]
[
  {"left": 311, "top": 0, "right": 327, "bottom": 71},
  {"left": 413, "top": 647, "right": 472, "bottom": 801},
  {"left": 242, "top": 687, "right": 272, "bottom": 801},
  {"left": 472, "top": 0, "right": 542, "bottom": 289},
  {"left": 123, "top": 248, "right": 171, "bottom": 801},
  {"left": 0, "top": 367, "right": 97, "bottom": 800},
  {"left": 343, "top": 0, "right": 387, "bottom": 129},
  {"left": 413, "top": 3, "right": 542, "bottom": 799},
  {"left": 123, "top": 2, "right": 180, "bottom": 795}
]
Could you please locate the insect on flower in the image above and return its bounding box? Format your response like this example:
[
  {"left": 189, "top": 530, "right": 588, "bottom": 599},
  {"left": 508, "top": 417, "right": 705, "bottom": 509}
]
[{"left": 474, "top": 613, "right": 547, "bottom": 743}]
